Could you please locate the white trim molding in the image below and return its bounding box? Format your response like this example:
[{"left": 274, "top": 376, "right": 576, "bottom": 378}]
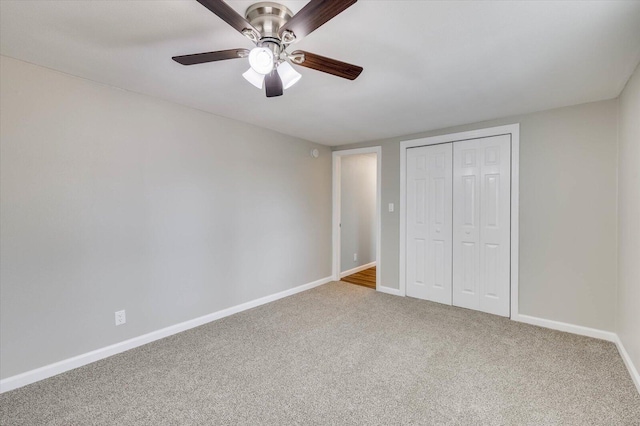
[
  {"left": 399, "top": 124, "right": 520, "bottom": 318},
  {"left": 614, "top": 335, "right": 640, "bottom": 394},
  {"left": 513, "top": 314, "right": 616, "bottom": 342},
  {"left": 377, "top": 286, "right": 403, "bottom": 297},
  {"left": 332, "top": 147, "right": 382, "bottom": 291},
  {"left": 340, "top": 261, "right": 377, "bottom": 279},
  {"left": 511, "top": 315, "right": 640, "bottom": 393},
  {"left": 513, "top": 313, "right": 639, "bottom": 394},
  {"left": 0, "top": 275, "right": 333, "bottom": 394}
]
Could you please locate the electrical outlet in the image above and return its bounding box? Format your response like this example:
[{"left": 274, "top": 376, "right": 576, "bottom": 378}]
[
  {"left": 353, "top": 253, "right": 358, "bottom": 262},
  {"left": 115, "top": 310, "right": 126, "bottom": 326},
  {"left": 388, "top": 203, "right": 395, "bottom": 212}
]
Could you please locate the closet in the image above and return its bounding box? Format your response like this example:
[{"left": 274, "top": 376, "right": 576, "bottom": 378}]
[{"left": 406, "top": 135, "right": 511, "bottom": 317}]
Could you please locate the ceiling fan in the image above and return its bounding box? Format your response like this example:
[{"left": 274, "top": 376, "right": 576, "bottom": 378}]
[{"left": 172, "top": 0, "right": 363, "bottom": 97}]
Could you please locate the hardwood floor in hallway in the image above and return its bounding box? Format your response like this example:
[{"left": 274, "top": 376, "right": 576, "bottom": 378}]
[{"left": 341, "top": 266, "right": 376, "bottom": 289}]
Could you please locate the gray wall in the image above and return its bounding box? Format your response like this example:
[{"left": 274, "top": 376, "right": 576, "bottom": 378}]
[
  {"left": 334, "top": 100, "right": 619, "bottom": 331},
  {"left": 0, "top": 56, "right": 332, "bottom": 379},
  {"left": 617, "top": 63, "right": 640, "bottom": 374},
  {"left": 340, "top": 154, "right": 377, "bottom": 273}
]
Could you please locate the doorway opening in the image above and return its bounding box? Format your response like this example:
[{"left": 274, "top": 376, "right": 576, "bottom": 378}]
[{"left": 332, "top": 147, "right": 382, "bottom": 290}]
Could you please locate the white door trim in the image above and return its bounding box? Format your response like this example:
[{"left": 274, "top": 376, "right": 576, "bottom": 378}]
[
  {"left": 399, "top": 124, "right": 520, "bottom": 318},
  {"left": 332, "top": 147, "right": 382, "bottom": 291}
]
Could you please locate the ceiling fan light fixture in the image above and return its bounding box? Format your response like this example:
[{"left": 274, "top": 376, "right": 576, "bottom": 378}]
[
  {"left": 248, "top": 47, "right": 274, "bottom": 75},
  {"left": 243, "top": 67, "right": 265, "bottom": 89},
  {"left": 277, "top": 61, "right": 302, "bottom": 90},
  {"left": 173, "top": 0, "right": 363, "bottom": 98}
]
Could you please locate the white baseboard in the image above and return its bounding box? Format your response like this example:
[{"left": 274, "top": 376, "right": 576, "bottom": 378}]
[
  {"left": 513, "top": 314, "right": 617, "bottom": 342},
  {"left": 513, "top": 314, "right": 639, "bottom": 395},
  {"left": 4, "top": 286, "right": 637, "bottom": 398},
  {"left": 377, "top": 285, "right": 403, "bottom": 296},
  {"left": 0, "top": 275, "right": 332, "bottom": 394},
  {"left": 614, "top": 335, "right": 640, "bottom": 394},
  {"left": 340, "top": 261, "right": 376, "bottom": 278}
]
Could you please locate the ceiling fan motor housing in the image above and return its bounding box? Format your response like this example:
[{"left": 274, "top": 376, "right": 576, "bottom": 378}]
[{"left": 245, "top": 2, "right": 294, "bottom": 40}]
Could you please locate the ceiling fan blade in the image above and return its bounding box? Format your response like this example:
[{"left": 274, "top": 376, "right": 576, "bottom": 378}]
[
  {"left": 265, "top": 70, "right": 283, "bottom": 97},
  {"left": 291, "top": 50, "right": 363, "bottom": 80},
  {"left": 279, "top": 0, "right": 357, "bottom": 40},
  {"left": 196, "top": 0, "right": 258, "bottom": 37},
  {"left": 172, "top": 49, "right": 249, "bottom": 65}
]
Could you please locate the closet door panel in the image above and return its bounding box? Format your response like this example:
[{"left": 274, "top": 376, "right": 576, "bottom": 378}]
[
  {"left": 406, "top": 149, "right": 428, "bottom": 300},
  {"left": 406, "top": 144, "right": 453, "bottom": 304},
  {"left": 453, "top": 136, "right": 511, "bottom": 316},
  {"left": 479, "top": 137, "right": 511, "bottom": 316},
  {"left": 453, "top": 147, "right": 481, "bottom": 309}
]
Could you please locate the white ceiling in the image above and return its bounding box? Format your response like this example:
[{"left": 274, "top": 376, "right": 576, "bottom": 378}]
[{"left": 2, "top": 1, "right": 640, "bottom": 146}]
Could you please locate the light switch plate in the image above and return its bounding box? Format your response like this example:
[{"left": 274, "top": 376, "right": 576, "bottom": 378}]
[{"left": 388, "top": 203, "right": 395, "bottom": 212}]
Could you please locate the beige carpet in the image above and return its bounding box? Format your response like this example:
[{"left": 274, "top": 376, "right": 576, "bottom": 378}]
[{"left": 1, "top": 281, "right": 639, "bottom": 425}]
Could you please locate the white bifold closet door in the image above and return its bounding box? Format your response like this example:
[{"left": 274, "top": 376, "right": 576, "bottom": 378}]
[
  {"left": 406, "top": 144, "right": 453, "bottom": 304},
  {"left": 405, "top": 135, "right": 511, "bottom": 317},
  {"left": 453, "top": 135, "right": 511, "bottom": 317}
]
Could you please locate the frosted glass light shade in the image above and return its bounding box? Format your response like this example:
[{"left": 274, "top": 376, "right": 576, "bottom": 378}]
[
  {"left": 248, "top": 47, "right": 274, "bottom": 75},
  {"left": 243, "top": 68, "right": 265, "bottom": 89},
  {"left": 277, "top": 61, "right": 302, "bottom": 90}
]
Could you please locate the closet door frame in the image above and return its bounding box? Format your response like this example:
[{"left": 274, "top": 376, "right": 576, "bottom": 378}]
[{"left": 399, "top": 124, "right": 520, "bottom": 319}]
